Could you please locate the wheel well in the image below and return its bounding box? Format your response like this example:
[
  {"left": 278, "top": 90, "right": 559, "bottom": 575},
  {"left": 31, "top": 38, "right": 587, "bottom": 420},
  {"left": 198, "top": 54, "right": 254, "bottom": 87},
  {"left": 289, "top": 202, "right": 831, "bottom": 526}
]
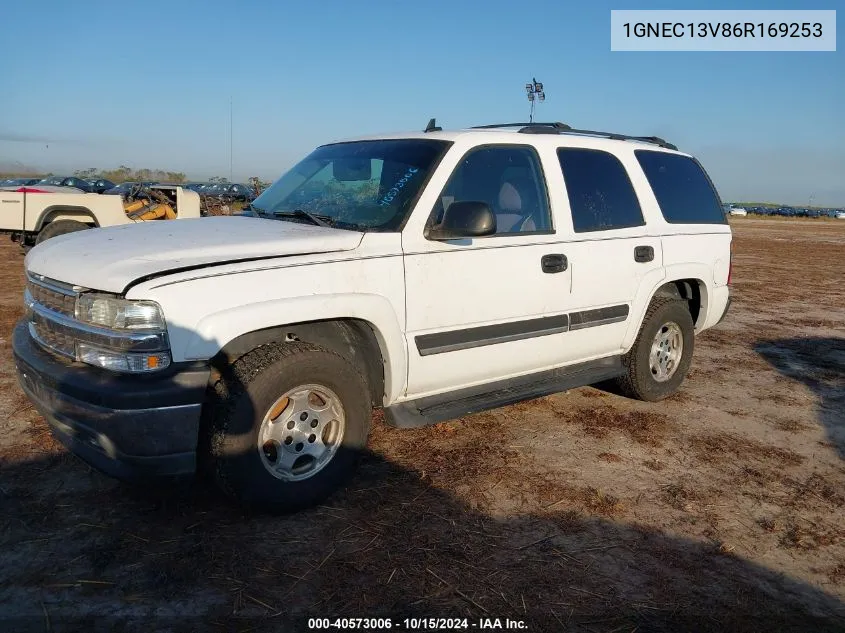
[
  {"left": 654, "top": 279, "right": 703, "bottom": 326},
  {"left": 38, "top": 206, "right": 98, "bottom": 230},
  {"left": 211, "top": 319, "right": 385, "bottom": 408}
]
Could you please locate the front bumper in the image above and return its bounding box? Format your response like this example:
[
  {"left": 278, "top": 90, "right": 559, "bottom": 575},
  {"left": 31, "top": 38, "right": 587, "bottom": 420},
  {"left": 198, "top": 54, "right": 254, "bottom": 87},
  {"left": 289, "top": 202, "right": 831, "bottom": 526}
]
[{"left": 12, "top": 320, "right": 210, "bottom": 482}]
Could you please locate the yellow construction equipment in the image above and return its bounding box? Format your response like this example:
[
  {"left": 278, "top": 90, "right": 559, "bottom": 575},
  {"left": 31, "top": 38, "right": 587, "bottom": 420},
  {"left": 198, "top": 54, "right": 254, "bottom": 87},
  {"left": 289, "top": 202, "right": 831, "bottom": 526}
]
[{"left": 123, "top": 189, "right": 177, "bottom": 221}]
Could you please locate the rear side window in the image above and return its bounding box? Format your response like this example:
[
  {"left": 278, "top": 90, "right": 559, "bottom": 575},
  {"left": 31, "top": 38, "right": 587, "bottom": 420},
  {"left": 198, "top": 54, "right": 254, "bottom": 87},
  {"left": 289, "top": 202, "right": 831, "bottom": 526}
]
[
  {"left": 557, "top": 148, "right": 644, "bottom": 233},
  {"left": 635, "top": 150, "right": 726, "bottom": 224}
]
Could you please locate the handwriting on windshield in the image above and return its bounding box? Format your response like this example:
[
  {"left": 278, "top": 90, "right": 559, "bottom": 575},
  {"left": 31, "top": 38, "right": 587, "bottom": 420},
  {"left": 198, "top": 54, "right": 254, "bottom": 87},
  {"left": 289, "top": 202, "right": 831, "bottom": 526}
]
[{"left": 378, "top": 167, "right": 419, "bottom": 207}]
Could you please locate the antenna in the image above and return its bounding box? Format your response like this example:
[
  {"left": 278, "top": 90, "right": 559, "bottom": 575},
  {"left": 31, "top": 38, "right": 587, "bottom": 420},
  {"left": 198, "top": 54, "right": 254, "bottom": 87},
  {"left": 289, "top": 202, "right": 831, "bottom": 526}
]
[
  {"left": 424, "top": 118, "right": 442, "bottom": 133},
  {"left": 229, "top": 96, "right": 233, "bottom": 182},
  {"left": 525, "top": 78, "right": 545, "bottom": 123}
]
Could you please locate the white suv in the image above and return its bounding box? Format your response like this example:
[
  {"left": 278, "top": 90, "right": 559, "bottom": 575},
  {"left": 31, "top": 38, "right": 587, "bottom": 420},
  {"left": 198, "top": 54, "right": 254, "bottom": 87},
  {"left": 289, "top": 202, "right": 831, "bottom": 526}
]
[{"left": 14, "top": 120, "right": 732, "bottom": 511}]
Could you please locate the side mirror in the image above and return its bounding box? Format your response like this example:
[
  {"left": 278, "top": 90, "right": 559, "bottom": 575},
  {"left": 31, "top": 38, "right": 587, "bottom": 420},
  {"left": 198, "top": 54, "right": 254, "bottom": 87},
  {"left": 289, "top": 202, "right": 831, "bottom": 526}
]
[{"left": 428, "top": 201, "right": 496, "bottom": 240}]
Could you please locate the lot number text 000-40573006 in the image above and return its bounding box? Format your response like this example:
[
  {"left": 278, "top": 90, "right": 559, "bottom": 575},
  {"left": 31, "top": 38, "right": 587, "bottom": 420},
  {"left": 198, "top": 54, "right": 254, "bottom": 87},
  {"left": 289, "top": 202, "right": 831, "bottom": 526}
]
[{"left": 307, "top": 617, "right": 528, "bottom": 630}]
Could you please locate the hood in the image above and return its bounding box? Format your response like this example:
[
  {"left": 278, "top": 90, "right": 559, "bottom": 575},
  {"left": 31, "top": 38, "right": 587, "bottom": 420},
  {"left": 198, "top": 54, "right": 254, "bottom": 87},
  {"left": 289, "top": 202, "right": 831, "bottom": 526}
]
[{"left": 25, "top": 216, "right": 364, "bottom": 293}]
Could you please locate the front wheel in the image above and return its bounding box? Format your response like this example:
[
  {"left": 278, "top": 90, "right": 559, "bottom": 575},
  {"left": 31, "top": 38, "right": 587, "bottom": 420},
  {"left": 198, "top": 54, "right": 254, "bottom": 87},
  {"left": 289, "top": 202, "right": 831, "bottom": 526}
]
[
  {"left": 614, "top": 298, "right": 695, "bottom": 402},
  {"left": 206, "top": 342, "right": 371, "bottom": 513}
]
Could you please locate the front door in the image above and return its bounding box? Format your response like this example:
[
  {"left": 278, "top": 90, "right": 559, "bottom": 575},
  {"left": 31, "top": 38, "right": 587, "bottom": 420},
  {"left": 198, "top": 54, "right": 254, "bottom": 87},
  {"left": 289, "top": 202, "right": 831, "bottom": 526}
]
[{"left": 402, "top": 144, "right": 574, "bottom": 399}]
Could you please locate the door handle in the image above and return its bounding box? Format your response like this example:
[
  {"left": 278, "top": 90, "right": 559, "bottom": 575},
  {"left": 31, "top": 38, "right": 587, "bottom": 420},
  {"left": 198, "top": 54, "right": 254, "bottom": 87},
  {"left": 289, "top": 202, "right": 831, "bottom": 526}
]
[
  {"left": 541, "top": 253, "right": 568, "bottom": 273},
  {"left": 634, "top": 245, "right": 654, "bottom": 263}
]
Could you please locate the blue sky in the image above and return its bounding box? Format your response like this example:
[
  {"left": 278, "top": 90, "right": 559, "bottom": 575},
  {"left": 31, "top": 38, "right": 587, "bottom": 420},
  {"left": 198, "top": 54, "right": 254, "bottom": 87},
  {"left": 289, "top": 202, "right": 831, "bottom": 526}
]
[{"left": 1, "top": 0, "right": 842, "bottom": 205}]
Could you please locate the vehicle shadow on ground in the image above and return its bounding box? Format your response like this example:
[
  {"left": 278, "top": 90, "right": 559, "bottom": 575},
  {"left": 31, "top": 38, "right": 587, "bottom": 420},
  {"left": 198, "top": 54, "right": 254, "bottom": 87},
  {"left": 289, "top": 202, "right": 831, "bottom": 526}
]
[
  {"left": 755, "top": 337, "right": 845, "bottom": 459},
  {"left": 2, "top": 447, "right": 845, "bottom": 633},
  {"left": 5, "top": 318, "right": 845, "bottom": 632}
]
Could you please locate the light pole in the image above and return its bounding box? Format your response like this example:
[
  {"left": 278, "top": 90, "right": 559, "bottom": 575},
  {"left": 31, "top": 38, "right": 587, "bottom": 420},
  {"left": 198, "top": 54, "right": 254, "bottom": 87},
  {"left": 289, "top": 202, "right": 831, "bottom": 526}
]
[{"left": 525, "top": 78, "right": 545, "bottom": 123}]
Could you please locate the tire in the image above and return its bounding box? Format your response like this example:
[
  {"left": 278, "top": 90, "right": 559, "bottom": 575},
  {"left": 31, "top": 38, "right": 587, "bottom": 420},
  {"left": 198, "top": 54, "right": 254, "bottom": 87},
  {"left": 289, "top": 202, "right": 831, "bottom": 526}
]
[
  {"left": 205, "top": 342, "right": 371, "bottom": 513},
  {"left": 614, "top": 297, "right": 694, "bottom": 402},
  {"left": 35, "top": 219, "right": 91, "bottom": 245}
]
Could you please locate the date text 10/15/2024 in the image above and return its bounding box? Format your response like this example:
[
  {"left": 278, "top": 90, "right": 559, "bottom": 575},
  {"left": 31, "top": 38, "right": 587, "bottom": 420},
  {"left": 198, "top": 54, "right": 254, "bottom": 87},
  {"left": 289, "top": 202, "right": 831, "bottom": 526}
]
[{"left": 307, "top": 618, "right": 528, "bottom": 630}]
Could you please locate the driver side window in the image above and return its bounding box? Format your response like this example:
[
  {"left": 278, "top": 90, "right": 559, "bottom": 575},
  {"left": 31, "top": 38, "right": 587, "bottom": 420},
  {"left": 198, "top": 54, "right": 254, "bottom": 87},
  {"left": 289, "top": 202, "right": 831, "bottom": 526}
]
[{"left": 432, "top": 145, "right": 552, "bottom": 235}]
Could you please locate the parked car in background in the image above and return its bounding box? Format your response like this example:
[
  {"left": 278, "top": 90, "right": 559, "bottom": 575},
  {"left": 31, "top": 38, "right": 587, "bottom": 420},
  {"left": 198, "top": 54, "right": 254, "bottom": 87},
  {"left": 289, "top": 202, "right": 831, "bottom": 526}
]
[
  {"left": 203, "top": 183, "right": 256, "bottom": 202},
  {"left": 0, "top": 177, "right": 41, "bottom": 188},
  {"left": 35, "top": 176, "right": 96, "bottom": 192},
  {"left": 86, "top": 178, "right": 117, "bottom": 194},
  {"left": 183, "top": 182, "right": 211, "bottom": 192},
  {"left": 102, "top": 181, "right": 159, "bottom": 197}
]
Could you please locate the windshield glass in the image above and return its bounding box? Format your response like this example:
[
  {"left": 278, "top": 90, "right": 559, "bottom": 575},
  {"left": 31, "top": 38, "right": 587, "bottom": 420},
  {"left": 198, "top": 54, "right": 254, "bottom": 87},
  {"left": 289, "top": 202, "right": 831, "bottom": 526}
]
[{"left": 250, "top": 139, "right": 450, "bottom": 231}]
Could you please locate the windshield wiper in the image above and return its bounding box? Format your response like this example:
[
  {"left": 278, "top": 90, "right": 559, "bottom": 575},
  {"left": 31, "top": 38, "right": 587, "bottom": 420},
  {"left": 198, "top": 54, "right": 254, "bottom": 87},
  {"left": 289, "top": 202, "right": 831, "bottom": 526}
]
[
  {"left": 272, "top": 209, "right": 333, "bottom": 228},
  {"left": 240, "top": 202, "right": 270, "bottom": 218}
]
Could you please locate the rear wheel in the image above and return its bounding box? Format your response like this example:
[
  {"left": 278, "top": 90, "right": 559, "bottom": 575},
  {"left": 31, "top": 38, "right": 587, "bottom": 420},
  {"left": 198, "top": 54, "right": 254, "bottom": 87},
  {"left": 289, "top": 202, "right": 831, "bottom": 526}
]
[
  {"left": 614, "top": 297, "right": 694, "bottom": 401},
  {"left": 206, "top": 342, "right": 371, "bottom": 513},
  {"left": 35, "top": 219, "right": 91, "bottom": 245}
]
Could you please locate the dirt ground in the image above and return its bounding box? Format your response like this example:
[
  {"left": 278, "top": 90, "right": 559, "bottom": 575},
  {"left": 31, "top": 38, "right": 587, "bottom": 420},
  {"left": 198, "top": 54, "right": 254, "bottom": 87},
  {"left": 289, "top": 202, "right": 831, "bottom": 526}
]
[{"left": 0, "top": 218, "right": 843, "bottom": 632}]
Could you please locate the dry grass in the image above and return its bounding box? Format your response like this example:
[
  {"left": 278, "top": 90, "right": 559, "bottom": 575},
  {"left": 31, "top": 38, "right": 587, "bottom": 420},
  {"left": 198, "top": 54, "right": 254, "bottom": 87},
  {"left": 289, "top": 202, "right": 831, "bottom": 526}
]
[
  {"left": 552, "top": 405, "right": 672, "bottom": 446},
  {"left": 772, "top": 418, "right": 812, "bottom": 433},
  {"left": 778, "top": 521, "right": 844, "bottom": 551},
  {"left": 688, "top": 432, "right": 804, "bottom": 467},
  {"left": 597, "top": 452, "right": 622, "bottom": 463},
  {"left": 828, "top": 564, "right": 845, "bottom": 585},
  {"left": 662, "top": 481, "right": 701, "bottom": 511}
]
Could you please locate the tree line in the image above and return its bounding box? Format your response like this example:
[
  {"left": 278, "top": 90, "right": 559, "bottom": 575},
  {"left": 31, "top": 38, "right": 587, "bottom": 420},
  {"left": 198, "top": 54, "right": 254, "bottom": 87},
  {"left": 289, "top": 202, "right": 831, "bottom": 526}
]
[
  {"left": 1, "top": 167, "right": 271, "bottom": 190},
  {"left": 72, "top": 166, "right": 188, "bottom": 183}
]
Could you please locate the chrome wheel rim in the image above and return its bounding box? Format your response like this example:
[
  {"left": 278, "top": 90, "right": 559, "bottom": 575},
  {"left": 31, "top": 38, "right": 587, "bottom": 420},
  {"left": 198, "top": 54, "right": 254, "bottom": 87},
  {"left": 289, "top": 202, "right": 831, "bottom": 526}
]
[
  {"left": 257, "top": 384, "right": 345, "bottom": 482},
  {"left": 649, "top": 322, "right": 683, "bottom": 382}
]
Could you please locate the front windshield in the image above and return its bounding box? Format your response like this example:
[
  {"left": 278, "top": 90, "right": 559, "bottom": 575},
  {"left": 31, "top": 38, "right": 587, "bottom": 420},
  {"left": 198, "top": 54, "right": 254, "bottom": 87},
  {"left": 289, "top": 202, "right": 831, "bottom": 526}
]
[{"left": 250, "top": 139, "right": 450, "bottom": 231}]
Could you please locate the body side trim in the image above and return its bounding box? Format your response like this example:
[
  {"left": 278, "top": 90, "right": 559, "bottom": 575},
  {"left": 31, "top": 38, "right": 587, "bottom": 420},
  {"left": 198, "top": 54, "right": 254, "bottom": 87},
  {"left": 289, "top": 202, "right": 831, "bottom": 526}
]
[{"left": 414, "top": 304, "right": 630, "bottom": 356}]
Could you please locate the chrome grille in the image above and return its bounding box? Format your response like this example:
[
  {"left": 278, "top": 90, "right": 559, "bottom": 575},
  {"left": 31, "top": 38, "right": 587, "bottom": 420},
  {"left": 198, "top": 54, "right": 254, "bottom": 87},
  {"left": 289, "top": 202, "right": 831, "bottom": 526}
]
[
  {"left": 26, "top": 274, "right": 80, "bottom": 317},
  {"left": 25, "top": 273, "right": 84, "bottom": 359},
  {"left": 27, "top": 281, "right": 76, "bottom": 316},
  {"left": 29, "top": 320, "right": 76, "bottom": 358}
]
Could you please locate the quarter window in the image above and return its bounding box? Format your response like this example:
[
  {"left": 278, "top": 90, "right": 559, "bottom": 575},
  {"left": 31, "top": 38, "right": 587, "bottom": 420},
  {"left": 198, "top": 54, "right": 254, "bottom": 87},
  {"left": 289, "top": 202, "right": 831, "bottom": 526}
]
[
  {"left": 635, "top": 150, "right": 727, "bottom": 224},
  {"left": 557, "top": 148, "right": 644, "bottom": 233}
]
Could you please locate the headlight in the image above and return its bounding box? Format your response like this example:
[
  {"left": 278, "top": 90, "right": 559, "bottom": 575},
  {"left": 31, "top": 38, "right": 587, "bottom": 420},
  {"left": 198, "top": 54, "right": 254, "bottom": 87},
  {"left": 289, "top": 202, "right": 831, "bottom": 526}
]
[
  {"left": 76, "top": 294, "right": 166, "bottom": 330},
  {"left": 73, "top": 293, "right": 170, "bottom": 373}
]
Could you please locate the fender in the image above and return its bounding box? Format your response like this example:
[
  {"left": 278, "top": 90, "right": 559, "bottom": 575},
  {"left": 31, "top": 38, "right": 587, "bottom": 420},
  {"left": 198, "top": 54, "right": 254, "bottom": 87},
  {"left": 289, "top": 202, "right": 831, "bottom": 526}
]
[
  {"left": 621, "top": 263, "right": 712, "bottom": 351},
  {"left": 180, "top": 293, "right": 408, "bottom": 405},
  {"left": 35, "top": 205, "right": 98, "bottom": 231}
]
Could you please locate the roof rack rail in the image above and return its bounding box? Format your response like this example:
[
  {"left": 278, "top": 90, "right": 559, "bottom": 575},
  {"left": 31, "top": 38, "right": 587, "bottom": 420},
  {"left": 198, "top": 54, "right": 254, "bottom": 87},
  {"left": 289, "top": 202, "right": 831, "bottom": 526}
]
[
  {"left": 559, "top": 128, "right": 678, "bottom": 150},
  {"left": 471, "top": 122, "right": 571, "bottom": 131},
  {"left": 469, "top": 122, "right": 677, "bottom": 150}
]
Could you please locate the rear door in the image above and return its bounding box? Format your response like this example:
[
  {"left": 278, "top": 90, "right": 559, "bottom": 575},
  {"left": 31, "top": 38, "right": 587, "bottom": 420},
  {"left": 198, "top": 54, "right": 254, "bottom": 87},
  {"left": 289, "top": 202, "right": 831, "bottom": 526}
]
[
  {"left": 634, "top": 149, "right": 732, "bottom": 326},
  {"left": 551, "top": 146, "right": 663, "bottom": 357}
]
